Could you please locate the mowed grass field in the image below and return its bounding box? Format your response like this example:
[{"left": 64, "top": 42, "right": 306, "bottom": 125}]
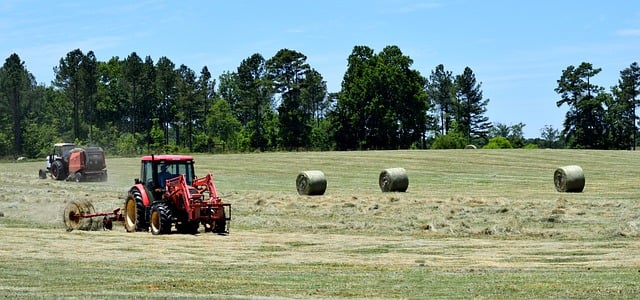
[{"left": 1, "top": 149, "right": 640, "bottom": 299}]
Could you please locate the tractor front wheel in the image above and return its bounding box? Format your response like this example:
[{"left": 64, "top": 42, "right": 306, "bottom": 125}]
[
  {"left": 51, "top": 160, "right": 67, "bottom": 180},
  {"left": 124, "top": 189, "right": 148, "bottom": 232},
  {"left": 206, "top": 209, "right": 227, "bottom": 234},
  {"left": 150, "top": 202, "right": 172, "bottom": 235},
  {"left": 38, "top": 169, "right": 47, "bottom": 179}
]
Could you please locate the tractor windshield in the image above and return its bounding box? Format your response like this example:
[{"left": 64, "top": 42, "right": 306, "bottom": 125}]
[
  {"left": 54, "top": 143, "right": 77, "bottom": 159},
  {"left": 157, "top": 162, "right": 195, "bottom": 188}
]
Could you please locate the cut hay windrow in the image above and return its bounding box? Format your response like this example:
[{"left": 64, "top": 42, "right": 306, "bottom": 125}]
[
  {"left": 296, "top": 170, "right": 327, "bottom": 195},
  {"left": 379, "top": 168, "right": 408, "bottom": 192},
  {"left": 554, "top": 165, "right": 585, "bottom": 192}
]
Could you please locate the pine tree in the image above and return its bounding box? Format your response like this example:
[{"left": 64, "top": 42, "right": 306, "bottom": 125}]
[{"left": 454, "top": 67, "right": 492, "bottom": 144}]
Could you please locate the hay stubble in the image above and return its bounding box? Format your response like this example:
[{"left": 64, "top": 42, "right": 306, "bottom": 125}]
[{"left": 1, "top": 149, "right": 640, "bottom": 298}]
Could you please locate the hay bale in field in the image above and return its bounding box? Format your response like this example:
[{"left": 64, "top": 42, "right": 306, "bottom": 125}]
[
  {"left": 296, "top": 170, "right": 327, "bottom": 195},
  {"left": 379, "top": 168, "right": 409, "bottom": 192},
  {"left": 554, "top": 165, "right": 585, "bottom": 192}
]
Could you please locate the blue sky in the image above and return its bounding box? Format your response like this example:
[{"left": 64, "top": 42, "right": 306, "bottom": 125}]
[{"left": 2, "top": 0, "right": 639, "bottom": 138}]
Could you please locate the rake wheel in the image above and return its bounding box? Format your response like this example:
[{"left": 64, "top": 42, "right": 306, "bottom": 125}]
[{"left": 63, "top": 200, "right": 95, "bottom": 231}]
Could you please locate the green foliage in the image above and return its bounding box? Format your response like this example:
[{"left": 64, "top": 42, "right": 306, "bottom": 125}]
[
  {"left": 483, "top": 136, "right": 513, "bottom": 149},
  {"left": 115, "top": 132, "right": 144, "bottom": 156},
  {"left": 523, "top": 143, "right": 539, "bottom": 149},
  {"left": 21, "top": 122, "right": 57, "bottom": 158},
  {"left": 163, "top": 143, "right": 190, "bottom": 154},
  {"left": 555, "top": 62, "right": 607, "bottom": 149},
  {"left": 607, "top": 62, "right": 640, "bottom": 149},
  {"left": 267, "top": 49, "right": 314, "bottom": 149},
  {"left": 236, "top": 127, "right": 253, "bottom": 152},
  {"left": 53, "top": 49, "right": 97, "bottom": 141},
  {"left": 5, "top": 50, "right": 640, "bottom": 155},
  {"left": 455, "top": 67, "right": 492, "bottom": 143},
  {"left": 431, "top": 131, "right": 466, "bottom": 149},
  {"left": 490, "top": 122, "right": 525, "bottom": 148},
  {"left": 0, "top": 53, "right": 34, "bottom": 156},
  {"left": 332, "top": 45, "right": 428, "bottom": 150},
  {"left": 0, "top": 132, "right": 11, "bottom": 157},
  {"left": 149, "top": 119, "right": 164, "bottom": 153},
  {"left": 426, "top": 64, "right": 456, "bottom": 135},
  {"left": 230, "top": 53, "right": 276, "bottom": 151},
  {"left": 191, "top": 132, "right": 209, "bottom": 153},
  {"left": 206, "top": 99, "right": 240, "bottom": 151},
  {"left": 309, "top": 119, "right": 333, "bottom": 150}
]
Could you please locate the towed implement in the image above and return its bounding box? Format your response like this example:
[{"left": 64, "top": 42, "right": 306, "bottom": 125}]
[
  {"left": 63, "top": 154, "right": 231, "bottom": 234},
  {"left": 63, "top": 200, "right": 123, "bottom": 231}
]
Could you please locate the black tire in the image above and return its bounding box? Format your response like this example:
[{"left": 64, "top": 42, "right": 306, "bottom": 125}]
[
  {"left": 100, "top": 172, "right": 108, "bottom": 182},
  {"left": 124, "top": 188, "right": 149, "bottom": 232},
  {"left": 74, "top": 172, "right": 83, "bottom": 182},
  {"left": 212, "top": 209, "right": 227, "bottom": 234},
  {"left": 150, "top": 202, "right": 172, "bottom": 235},
  {"left": 176, "top": 220, "right": 200, "bottom": 234},
  {"left": 51, "top": 160, "right": 67, "bottom": 181},
  {"left": 38, "top": 169, "right": 47, "bottom": 179}
]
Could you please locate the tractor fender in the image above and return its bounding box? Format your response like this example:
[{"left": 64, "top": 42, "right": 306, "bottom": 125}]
[{"left": 130, "top": 184, "right": 151, "bottom": 206}]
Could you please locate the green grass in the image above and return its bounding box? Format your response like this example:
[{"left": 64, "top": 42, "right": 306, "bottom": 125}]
[
  {"left": 1, "top": 259, "right": 638, "bottom": 299},
  {"left": 1, "top": 149, "right": 640, "bottom": 298}
]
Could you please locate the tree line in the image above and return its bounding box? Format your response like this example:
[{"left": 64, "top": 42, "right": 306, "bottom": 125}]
[{"left": 0, "top": 45, "right": 638, "bottom": 158}]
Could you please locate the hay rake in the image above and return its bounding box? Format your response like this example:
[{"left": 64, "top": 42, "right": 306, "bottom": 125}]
[{"left": 63, "top": 200, "right": 123, "bottom": 231}]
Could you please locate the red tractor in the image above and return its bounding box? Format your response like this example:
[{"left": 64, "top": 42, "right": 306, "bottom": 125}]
[{"left": 123, "top": 154, "right": 230, "bottom": 235}]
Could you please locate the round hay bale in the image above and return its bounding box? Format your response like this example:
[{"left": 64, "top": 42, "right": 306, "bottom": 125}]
[
  {"left": 379, "top": 168, "right": 409, "bottom": 192},
  {"left": 296, "top": 170, "right": 327, "bottom": 195},
  {"left": 554, "top": 165, "right": 585, "bottom": 192}
]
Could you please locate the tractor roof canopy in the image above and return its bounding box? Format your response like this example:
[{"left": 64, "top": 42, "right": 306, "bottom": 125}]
[
  {"left": 141, "top": 154, "right": 194, "bottom": 162},
  {"left": 54, "top": 143, "right": 76, "bottom": 147}
]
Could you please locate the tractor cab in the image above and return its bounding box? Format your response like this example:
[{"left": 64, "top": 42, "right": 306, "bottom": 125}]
[
  {"left": 47, "top": 143, "right": 76, "bottom": 169},
  {"left": 137, "top": 155, "right": 196, "bottom": 199}
]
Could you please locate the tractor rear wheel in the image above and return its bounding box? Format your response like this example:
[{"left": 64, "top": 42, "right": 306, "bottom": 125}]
[
  {"left": 51, "top": 160, "right": 67, "bottom": 180},
  {"left": 63, "top": 200, "right": 95, "bottom": 231},
  {"left": 124, "top": 188, "right": 148, "bottom": 232},
  {"left": 150, "top": 202, "right": 172, "bottom": 235}
]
